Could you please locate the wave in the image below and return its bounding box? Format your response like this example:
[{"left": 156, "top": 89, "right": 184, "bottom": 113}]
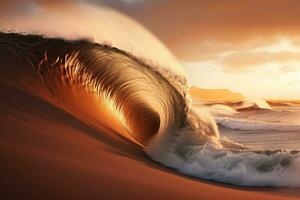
[
  {"left": 216, "top": 117, "right": 300, "bottom": 132},
  {"left": 237, "top": 97, "right": 271, "bottom": 110},
  {"left": 1, "top": 32, "right": 300, "bottom": 187},
  {"left": 208, "top": 104, "right": 238, "bottom": 117},
  {"left": 196, "top": 97, "right": 272, "bottom": 112}
]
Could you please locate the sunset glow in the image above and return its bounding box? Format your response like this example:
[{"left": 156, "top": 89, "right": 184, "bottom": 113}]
[
  {"left": 2, "top": 1, "right": 300, "bottom": 199},
  {"left": 184, "top": 37, "right": 300, "bottom": 99}
]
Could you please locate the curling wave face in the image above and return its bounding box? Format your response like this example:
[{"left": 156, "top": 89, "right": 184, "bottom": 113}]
[
  {"left": 0, "top": 32, "right": 188, "bottom": 145},
  {"left": 1, "top": 32, "right": 300, "bottom": 187}
]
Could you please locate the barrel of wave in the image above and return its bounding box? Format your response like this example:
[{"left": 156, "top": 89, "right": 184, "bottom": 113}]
[{"left": 0, "top": 1, "right": 188, "bottom": 146}]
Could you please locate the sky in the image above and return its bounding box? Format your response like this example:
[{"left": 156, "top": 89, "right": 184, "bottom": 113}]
[
  {"left": 1, "top": 0, "right": 300, "bottom": 99},
  {"left": 97, "top": 0, "right": 300, "bottom": 99},
  {"left": 183, "top": 38, "right": 300, "bottom": 99}
]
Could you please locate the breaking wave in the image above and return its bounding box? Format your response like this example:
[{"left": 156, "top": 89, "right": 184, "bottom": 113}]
[
  {"left": 237, "top": 98, "right": 271, "bottom": 110},
  {"left": 216, "top": 117, "right": 300, "bottom": 132},
  {"left": 1, "top": 32, "right": 300, "bottom": 187}
]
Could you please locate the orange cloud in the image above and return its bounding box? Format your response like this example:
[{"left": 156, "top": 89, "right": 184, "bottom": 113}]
[{"left": 105, "top": 0, "right": 300, "bottom": 61}]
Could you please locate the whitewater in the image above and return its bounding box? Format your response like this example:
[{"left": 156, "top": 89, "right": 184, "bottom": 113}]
[{"left": 147, "top": 100, "right": 300, "bottom": 187}]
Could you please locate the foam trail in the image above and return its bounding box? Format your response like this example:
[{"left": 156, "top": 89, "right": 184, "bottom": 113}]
[{"left": 216, "top": 117, "right": 300, "bottom": 132}]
